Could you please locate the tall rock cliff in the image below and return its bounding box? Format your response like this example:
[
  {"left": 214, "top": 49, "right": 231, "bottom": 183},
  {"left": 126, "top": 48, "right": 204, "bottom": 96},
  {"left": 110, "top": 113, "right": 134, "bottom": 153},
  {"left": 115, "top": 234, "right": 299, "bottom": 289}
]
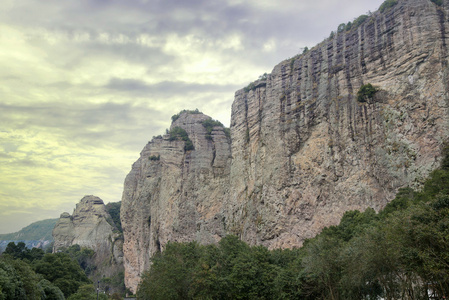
[
  {"left": 53, "top": 195, "right": 124, "bottom": 279},
  {"left": 121, "top": 113, "right": 231, "bottom": 290},
  {"left": 228, "top": 0, "right": 449, "bottom": 249},
  {"left": 121, "top": 0, "right": 449, "bottom": 292}
]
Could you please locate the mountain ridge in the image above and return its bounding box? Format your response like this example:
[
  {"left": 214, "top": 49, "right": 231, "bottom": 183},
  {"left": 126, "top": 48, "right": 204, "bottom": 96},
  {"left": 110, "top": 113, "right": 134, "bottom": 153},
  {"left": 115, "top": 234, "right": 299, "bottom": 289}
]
[{"left": 0, "top": 218, "right": 57, "bottom": 241}]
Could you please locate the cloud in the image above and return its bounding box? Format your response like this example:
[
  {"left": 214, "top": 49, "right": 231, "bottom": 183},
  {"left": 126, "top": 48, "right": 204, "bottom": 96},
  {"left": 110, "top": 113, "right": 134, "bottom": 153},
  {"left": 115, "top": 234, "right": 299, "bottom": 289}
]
[
  {"left": 105, "top": 78, "right": 241, "bottom": 95},
  {"left": 0, "top": 0, "right": 386, "bottom": 233}
]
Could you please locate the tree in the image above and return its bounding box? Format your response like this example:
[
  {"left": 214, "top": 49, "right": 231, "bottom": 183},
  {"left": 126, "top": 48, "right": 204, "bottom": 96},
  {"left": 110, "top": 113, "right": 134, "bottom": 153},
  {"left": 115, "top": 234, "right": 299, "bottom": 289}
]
[
  {"left": 33, "top": 252, "right": 91, "bottom": 298},
  {"left": 357, "top": 83, "right": 378, "bottom": 102},
  {"left": 67, "top": 284, "right": 107, "bottom": 300},
  {"left": 38, "top": 279, "right": 65, "bottom": 300},
  {"left": 137, "top": 241, "right": 204, "bottom": 300},
  {"left": 0, "top": 257, "right": 44, "bottom": 300},
  {"left": 3, "top": 242, "right": 29, "bottom": 260}
]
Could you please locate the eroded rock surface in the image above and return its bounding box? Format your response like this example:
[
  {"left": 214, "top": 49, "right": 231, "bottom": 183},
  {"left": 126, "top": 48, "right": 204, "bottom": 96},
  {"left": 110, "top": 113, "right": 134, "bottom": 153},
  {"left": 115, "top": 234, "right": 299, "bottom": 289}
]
[
  {"left": 53, "top": 195, "right": 124, "bottom": 278},
  {"left": 122, "top": 0, "right": 449, "bottom": 292}
]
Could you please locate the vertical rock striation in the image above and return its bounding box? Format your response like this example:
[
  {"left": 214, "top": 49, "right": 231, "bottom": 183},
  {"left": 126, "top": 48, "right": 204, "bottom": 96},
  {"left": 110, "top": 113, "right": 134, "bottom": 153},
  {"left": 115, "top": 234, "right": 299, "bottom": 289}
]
[
  {"left": 121, "top": 113, "right": 231, "bottom": 290},
  {"left": 228, "top": 0, "right": 449, "bottom": 249},
  {"left": 121, "top": 0, "right": 449, "bottom": 292}
]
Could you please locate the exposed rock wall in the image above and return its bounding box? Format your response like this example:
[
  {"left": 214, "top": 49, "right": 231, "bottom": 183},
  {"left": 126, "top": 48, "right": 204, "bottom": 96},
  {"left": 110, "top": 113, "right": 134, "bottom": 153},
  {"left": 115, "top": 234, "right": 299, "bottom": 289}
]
[
  {"left": 52, "top": 195, "right": 124, "bottom": 278},
  {"left": 228, "top": 0, "right": 449, "bottom": 249},
  {"left": 121, "top": 113, "right": 231, "bottom": 290},
  {"left": 121, "top": 0, "right": 449, "bottom": 292}
]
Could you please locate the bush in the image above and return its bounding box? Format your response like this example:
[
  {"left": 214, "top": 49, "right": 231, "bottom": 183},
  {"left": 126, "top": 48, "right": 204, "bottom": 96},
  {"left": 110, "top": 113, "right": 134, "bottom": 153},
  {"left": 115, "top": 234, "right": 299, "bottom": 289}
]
[
  {"left": 148, "top": 155, "right": 160, "bottom": 161},
  {"left": 431, "top": 0, "right": 443, "bottom": 5},
  {"left": 353, "top": 14, "right": 369, "bottom": 28},
  {"left": 379, "top": 0, "right": 398, "bottom": 13},
  {"left": 357, "top": 83, "right": 378, "bottom": 102},
  {"left": 169, "top": 127, "right": 194, "bottom": 151},
  {"left": 202, "top": 118, "right": 224, "bottom": 140},
  {"left": 171, "top": 109, "right": 201, "bottom": 122}
]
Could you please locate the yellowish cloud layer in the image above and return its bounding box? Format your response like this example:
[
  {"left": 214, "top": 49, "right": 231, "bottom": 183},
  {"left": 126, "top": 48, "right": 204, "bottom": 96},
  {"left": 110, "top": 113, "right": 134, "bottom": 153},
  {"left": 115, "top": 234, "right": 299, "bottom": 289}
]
[{"left": 0, "top": 0, "right": 386, "bottom": 234}]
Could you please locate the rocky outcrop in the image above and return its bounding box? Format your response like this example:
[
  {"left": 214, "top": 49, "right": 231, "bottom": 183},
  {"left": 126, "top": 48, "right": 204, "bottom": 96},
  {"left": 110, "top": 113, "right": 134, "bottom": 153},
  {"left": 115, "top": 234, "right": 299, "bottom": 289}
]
[
  {"left": 52, "top": 195, "right": 124, "bottom": 278},
  {"left": 121, "top": 0, "right": 449, "bottom": 292},
  {"left": 121, "top": 113, "right": 231, "bottom": 290},
  {"left": 228, "top": 0, "right": 449, "bottom": 249}
]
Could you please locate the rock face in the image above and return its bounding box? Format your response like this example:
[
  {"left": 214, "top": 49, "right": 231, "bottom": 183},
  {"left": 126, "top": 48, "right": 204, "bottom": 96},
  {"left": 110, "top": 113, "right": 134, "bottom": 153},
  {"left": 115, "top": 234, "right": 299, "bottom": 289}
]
[
  {"left": 52, "top": 195, "right": 124, "bottom": 278},
  {"left": 121, "top": 0, "right": 449, "bottom": 292},
  {"left": 121, "top": 113, "right": 231, "bottom": 290}
]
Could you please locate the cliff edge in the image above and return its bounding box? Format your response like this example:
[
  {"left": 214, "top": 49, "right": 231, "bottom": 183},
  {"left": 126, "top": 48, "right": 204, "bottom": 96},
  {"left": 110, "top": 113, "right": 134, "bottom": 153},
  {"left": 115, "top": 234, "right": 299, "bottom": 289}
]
[{"left": 121, "top": 0, "right": 449, "bottom": 292}]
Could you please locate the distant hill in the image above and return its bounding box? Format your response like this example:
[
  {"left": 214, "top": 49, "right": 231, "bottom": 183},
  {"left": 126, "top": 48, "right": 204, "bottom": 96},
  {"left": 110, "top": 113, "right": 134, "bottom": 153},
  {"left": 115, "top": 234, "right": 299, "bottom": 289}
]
[{"left": 0, "top": 218, "right": 58, "bottom": 241}]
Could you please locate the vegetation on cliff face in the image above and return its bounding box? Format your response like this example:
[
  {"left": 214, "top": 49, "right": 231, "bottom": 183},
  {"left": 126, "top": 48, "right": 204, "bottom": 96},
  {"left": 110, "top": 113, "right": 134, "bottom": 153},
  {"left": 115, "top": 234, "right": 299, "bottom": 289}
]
[
  {"left": 171, "top": 109, "right": 201, "bottom": 122},
  {"left": 357, "top": 83, "right": 378, "bottom": 102},
  {"left": 202, "top": 118, "right": 225, "bottom": 140},
  {"left": 169, "top": 127, "right": 194, "bottom": 151},
  {"left": 379, "top": 0, "right": 398, "bottom": 13},
  {"left": 136, "top": 149, "right": 449, "bottom": 299},
  {"left": 105, "top": 201, "right": 122, "bottom": 233}
]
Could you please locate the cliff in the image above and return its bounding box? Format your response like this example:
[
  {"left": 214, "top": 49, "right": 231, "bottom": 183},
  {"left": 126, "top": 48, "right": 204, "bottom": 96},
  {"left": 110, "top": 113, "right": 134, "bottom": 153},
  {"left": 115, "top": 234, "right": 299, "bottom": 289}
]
[
  {"left": 121, "top": 112, "right": 231, "bottom": 289},
  {"left": 121, "top": 0, "right": 449, "bottom": 292},
  {"left": 52, "top": 195, "right": 124, "bottom": 279}
]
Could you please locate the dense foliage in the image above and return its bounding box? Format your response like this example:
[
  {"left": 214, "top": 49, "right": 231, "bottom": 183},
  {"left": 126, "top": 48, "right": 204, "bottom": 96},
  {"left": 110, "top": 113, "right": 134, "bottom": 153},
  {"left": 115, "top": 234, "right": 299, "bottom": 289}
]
[
  {"left": 105, "top": 201, "right": 122, "bottom": 233},
  {"left": 430, "top": 0, "right": 443, "bottom": 6},
  {"left": 169, "top": 127, "right": 194, "bottom": 151},
  {"left": 171, "top": 109, "right": 201, "bottom": 122},
  {"left": 0, "top": 242, "right": 125, "bottom": 299},
  {"left": 137, "top": 149, "right": 449, "bottom": 299},
  {"left": 357, "top": 83, "right": 378, "bottom": 102},
  {"left": 0, "top": 243, "right": 92, "bottom": 299},
  {"left": 379, "top": 0, "right": 398, "bottom": 13}
]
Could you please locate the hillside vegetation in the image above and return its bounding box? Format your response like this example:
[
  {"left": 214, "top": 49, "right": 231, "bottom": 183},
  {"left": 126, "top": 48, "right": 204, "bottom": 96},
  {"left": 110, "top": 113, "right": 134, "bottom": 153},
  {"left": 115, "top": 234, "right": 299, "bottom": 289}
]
[{"left": 0, "top": 219, "right": 58, "bottom": 241}]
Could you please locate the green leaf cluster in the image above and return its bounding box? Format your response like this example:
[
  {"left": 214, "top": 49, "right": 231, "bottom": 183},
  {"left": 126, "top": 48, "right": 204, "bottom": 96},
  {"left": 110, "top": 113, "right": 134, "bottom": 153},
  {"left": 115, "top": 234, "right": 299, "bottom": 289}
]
[
  {"left": 244, "top": 73, "right": 268, "bottom": 93},
  {"left": 105, "top": 202, "right": 122, "bottom": 233},
  {"left": 431, "top": 0, "right": 443, "bottom": 6},
  {"left": 0, "top": 243, "right": 92, "bottom": 299},
  {"left": 357, "top": 83, "right": 378, "bottom": 102},
  {"left": 201, "top": 118, "right": 224, "bottom": 140},
  {"left": 169, "top": 127, "right": 194, "bottom": 151},
  {"left": 171, "top": 109, "right": 201, "bottom": 123},
  {"left": 379, "top": 0, "right": 398, "bottom": 13},
  {"left": 148, "top": 155, "right": 160, "bottom": 161},
  {"left": 137, "top": 235, "right": 302, "bottom": 300}
]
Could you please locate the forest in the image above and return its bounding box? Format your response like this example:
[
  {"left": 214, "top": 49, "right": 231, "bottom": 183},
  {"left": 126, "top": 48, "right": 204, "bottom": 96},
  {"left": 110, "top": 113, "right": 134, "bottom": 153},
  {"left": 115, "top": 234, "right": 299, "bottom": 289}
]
[{"left": 0, "top": 242, "right": 122, "bottom": 300}]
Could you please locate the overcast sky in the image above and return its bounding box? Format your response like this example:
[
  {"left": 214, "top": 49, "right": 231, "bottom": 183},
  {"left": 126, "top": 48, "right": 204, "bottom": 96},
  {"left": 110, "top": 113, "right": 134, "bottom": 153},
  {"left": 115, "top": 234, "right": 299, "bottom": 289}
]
[{"left": 0, "top": 0, "right": 386, "bottom": 234}]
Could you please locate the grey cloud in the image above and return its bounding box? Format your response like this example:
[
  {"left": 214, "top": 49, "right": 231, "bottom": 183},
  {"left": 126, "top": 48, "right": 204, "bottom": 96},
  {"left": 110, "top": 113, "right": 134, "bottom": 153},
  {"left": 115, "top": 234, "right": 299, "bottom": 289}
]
[
  {"left": 105, "top": 78, "right": 241, "bottom": 95},
  {"left": 3, "top": 0, "right": 385, "bottom": 78},
  {"left": 0, "top": 102, "right": 164, "bottom": 152}
]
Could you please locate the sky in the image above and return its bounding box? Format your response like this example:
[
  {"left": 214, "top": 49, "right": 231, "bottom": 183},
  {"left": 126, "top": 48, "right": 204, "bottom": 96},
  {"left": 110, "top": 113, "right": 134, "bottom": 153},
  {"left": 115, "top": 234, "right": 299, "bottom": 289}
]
[{"left": 0, "top": 0, "right": 386, "bottom": 234}]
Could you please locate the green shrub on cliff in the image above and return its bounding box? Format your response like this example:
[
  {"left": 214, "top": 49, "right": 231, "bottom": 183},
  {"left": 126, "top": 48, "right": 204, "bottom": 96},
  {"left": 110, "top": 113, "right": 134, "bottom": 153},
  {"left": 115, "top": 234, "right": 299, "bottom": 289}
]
[
  {"left": 431, "top": 0, "right": 443, "bottom": 6},
  {"left": 169, "top": 127, "right": 194, "bottom": 151},
  {"left": 171, "top": 109, "right": 201, "bottom": 122},
  {"left": 357, "top": 83, "right": 378, "bottom": 102},
  {"left": 202, "top": 118, "right": 224, "bottom": 140},
  {"left": 379, "top": 0, "right": 398, "bottom": 13}
]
